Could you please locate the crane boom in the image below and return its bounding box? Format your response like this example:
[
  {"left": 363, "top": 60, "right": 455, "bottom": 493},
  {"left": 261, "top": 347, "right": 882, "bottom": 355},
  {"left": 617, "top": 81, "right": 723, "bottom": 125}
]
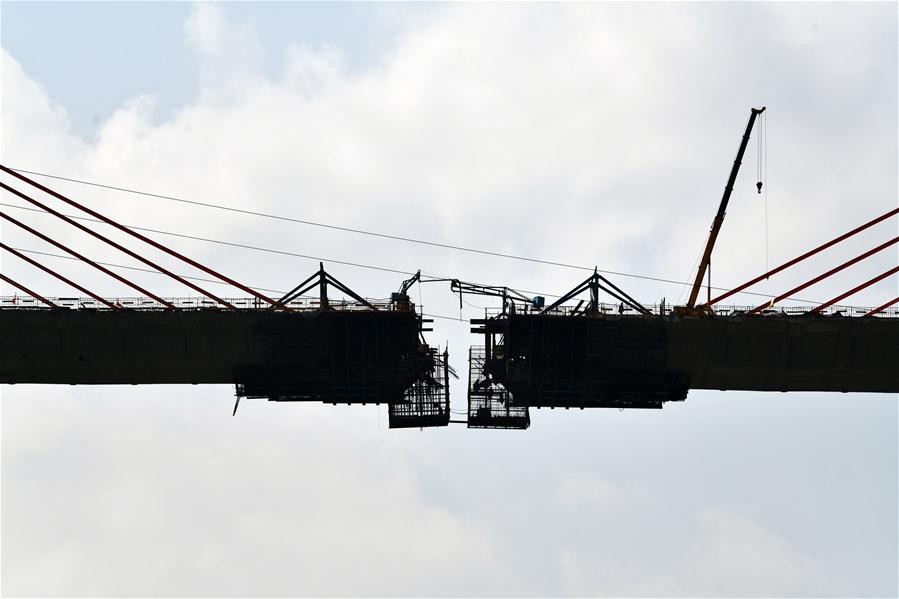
[{"left": 686, "top": 106, "right": 766, "bottom": 309}]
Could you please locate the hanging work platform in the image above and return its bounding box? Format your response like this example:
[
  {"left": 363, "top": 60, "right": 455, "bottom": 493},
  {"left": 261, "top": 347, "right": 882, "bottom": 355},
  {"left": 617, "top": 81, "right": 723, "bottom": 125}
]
[
  {"left": 467, "top": 346, "right": 530, "bottom": 429},
  {"left": 388, "top": 347, "right": 451, "bottom": 428}
]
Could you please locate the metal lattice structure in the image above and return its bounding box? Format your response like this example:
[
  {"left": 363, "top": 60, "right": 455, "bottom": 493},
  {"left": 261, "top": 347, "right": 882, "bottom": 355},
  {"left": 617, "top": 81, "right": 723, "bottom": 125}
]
[
  {"left": 467, "top": 346, "right": 529, "bottom": 429},
  {"left": 388, "top": 348, "right": 451, "bottom": 429}
]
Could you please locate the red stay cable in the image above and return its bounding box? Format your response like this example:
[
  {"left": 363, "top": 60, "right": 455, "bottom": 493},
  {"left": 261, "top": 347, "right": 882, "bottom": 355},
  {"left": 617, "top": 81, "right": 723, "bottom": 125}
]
[
  {"left": 1, "top": 242, "right": 119, "bottom": 309},
  {"left": 810, "top": 267, "right": 899, "bottom": 314},
  {"left": 2, "top": 182, "right": 236, "bottom": 310},
  {"left": 0, "top": 273, "right": 59, "bottom": 308},
  {"left": 865, "top": 297, "right": 899, "bottom": 317},
  {"left": 1, "top": 165, "right": 286, "bottom": 310},
  {"left": 703, "top": 207, "right": 898, "bottom": 307},
  {"left": 747, "top": 236, "right": 898, "bottom": 314},
  {"left": 0, "top": 211, "right": 177, "bottom": 309}
]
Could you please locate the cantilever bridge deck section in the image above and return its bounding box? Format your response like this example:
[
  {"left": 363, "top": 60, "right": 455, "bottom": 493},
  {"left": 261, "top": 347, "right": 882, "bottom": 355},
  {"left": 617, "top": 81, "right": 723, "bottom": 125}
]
[
  {"left": 666, "top": 314, "right": 898, "bottom": 392},
  {"left": 485, "top": 311, "right": 898, "bottom": 406},
  {"left": 473, "top": 302, "right": 899, "bottom": 409},
  {"left": 0, "top": 297, "right": 426, "bottom": 406}
]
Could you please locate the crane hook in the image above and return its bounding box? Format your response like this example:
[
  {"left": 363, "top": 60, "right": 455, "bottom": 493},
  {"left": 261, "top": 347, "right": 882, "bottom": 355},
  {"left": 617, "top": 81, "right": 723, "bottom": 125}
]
[{"left": 756, "top": 181, "right": 763, "bottom": 194}]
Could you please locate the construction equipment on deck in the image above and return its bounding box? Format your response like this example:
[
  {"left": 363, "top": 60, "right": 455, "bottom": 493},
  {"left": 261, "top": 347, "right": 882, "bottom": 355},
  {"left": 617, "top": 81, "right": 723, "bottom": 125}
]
[{"left": 679, "top": 106, "right": 766, "bottom": 315}]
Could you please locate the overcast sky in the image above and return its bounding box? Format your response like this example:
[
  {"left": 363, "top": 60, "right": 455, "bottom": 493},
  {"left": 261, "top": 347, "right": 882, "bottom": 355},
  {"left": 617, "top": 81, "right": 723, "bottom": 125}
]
[{"left": 1, "top": 2, "right": 897, "bottom": 596}]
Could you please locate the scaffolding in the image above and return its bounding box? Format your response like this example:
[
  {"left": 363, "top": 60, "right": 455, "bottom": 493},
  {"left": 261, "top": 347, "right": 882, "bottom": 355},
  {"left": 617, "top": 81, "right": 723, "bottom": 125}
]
[
  {"left": 388, "top": 347, "right": 451, "bottom": 428},
  {"left": 467, "top": 346, "right": 529, "bottom": 429}
]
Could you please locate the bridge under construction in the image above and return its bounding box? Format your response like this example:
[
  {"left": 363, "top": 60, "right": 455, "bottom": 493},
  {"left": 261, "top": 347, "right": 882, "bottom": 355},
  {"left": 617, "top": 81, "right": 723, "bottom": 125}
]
[
  {"left": 2, "top": 292, "right": 896, "bottom": 432},
  {"left": 1, "top": 108, "right": 897, "bottom": 430}
]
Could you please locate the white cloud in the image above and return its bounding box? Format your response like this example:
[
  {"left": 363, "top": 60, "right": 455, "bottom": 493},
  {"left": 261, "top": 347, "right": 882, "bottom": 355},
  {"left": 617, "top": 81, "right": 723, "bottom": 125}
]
[
  {"left": 184, "top": 3, "right": 265, "bottom": 101},
  {"left": 1, "top": 2, "right": 896, "bottom": 596},
  {"left": 184, "top": 3, "right": 231, "bottom": 57},
  {"left": 2, "top": 387, "right": 505, "bottom": 596},
  {"left": 0, "top": 52, "right": 85, "bottom": 173},
  {"left": 673, "top": 507, "right": 847, "bottom": 596}
]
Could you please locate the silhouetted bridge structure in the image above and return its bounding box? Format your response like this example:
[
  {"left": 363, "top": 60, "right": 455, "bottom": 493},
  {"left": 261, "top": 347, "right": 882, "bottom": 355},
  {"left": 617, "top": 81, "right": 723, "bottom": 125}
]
[
  {"left": 2, "top": 293, "right": 896, "bottom": 430},
  {"left": 1, "top": 160, "right": 897, "bottom": 430}
]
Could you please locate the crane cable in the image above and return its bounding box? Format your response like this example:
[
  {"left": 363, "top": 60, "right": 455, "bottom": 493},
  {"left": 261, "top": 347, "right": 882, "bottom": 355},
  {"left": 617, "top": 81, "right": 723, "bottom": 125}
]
[
  {"left": 756, "top": 110, "right": 769, "bottom": 273},
  {"left": 764, "top": 111, "right": 769, "bottom": 273}
]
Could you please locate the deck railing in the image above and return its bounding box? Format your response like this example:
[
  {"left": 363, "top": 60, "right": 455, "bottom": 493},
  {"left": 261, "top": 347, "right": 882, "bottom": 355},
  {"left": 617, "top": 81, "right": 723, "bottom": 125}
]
[
  {"left": 483, "top": 302, "right": 899, "bottom": 318},
  {"left": 0, "top": 295, "right": 399, "bottom": 312},
  {"left": 1, "top": 296, "right": 896, "bottom": 318}
]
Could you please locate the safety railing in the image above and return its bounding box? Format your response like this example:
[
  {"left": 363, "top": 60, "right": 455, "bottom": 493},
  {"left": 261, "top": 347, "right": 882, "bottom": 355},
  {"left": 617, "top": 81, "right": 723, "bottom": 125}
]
[
  {"left": 0, "top": 295, "right": 403, "bottom": 312},
  {"left": 2, "top": 296, "right": 896, "bottom": 317},
  {"left": 467, "top": 346, "right": 529, "bottom": 429},
  {"left": 482, "top": 302, "right": 899, "bottom": 318}
]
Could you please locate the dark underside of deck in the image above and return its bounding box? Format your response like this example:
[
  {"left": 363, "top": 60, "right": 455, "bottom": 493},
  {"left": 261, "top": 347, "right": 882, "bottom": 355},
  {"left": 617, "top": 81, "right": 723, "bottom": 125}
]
[
  {"left": 0, "top": 309, "right": 428, "bottom": 405},
  {"left": 480, "top": 313, "right": 898, "bottom": 409}
]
